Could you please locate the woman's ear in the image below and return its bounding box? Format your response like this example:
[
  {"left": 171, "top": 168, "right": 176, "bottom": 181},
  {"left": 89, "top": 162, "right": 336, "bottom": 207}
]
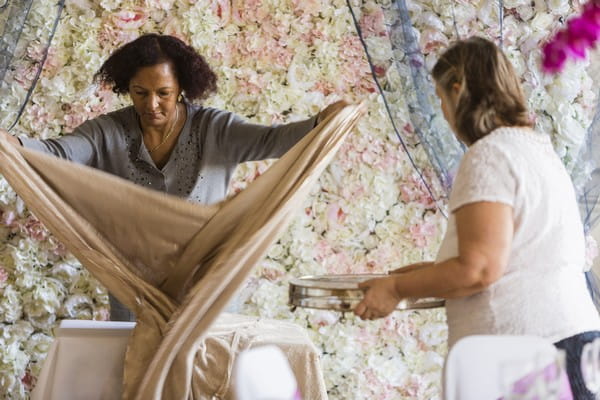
[{"left": 450, "top": 82, "right": 462, "bottom": 102}]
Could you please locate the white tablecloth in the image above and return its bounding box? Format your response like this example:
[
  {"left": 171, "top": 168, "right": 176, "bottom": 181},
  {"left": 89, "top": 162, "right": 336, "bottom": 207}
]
[
  {"left": 31, "top": 316, "right": 328, "bottom": 400},
  {"left": 32, "top": 320, "right": 135, "bottom": 400}
]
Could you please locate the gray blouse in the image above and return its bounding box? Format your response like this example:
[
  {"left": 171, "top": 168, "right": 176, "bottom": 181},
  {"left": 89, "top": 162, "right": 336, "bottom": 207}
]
[{"left": 20, "top": 102, "right": 317, "bottom": 204}]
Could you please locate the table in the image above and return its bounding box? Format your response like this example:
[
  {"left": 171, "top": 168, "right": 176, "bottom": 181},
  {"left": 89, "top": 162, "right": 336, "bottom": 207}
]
[{"left": 31, "top": 314, "right": 328, "bottom": 399}]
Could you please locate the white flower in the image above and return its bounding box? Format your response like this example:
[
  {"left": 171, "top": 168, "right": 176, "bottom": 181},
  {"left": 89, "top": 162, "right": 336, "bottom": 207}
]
[
  {"left": 0, "top": 285, "right": 23, "bottom": 322},
  {"left": 529, "top": 12, "right": 555, "bottom": 32},
  {"left": 547, "top": 0, "right": 571, "bottom": 16}
]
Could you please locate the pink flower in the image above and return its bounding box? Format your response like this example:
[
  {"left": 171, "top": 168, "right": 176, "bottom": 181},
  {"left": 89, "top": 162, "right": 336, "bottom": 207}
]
[
  {"left": 98, "top": 26, "right": 140, "bottom": 48},
  {"left": 210, "top": 0, "right": 231, "bottom": 25},
  {"left": 564, "top": 17, "right": 600, "bottom": 58},
  {"left": 542, "top": 0, "right": 600, "bottom": 73},
  {"left": 26, "top": 104, "right": 53, "bottom": 133},
  {"left": 326, "top": 203, "right": 346, "bottom": 227},
  {"left": 337, "top": 35, "right": 376, "bottom": 94},
  {"left": 583, "top": 1, "right": 600, "bottom": 26},
  {"left": 161, "top": 17, "right": 187, "bottom": 41},
  {"left": 49, "top": 237, "right": 68, "bottom": 257},
  {"left": 25, "top": 42, "right": 61, "bottom": 77},
  {"left": 21, "top": 216, "right": 49, "bottom": 241},
  {"left": 12, "top": 62, "right": 37, "bottom": 86},
  {"left": 308, "top": 310, "right": 339, "bottom": 327},
  {"left": 419, "top": 29, "right": 449, "bottom": 54},
  {"left": 2, "top": 210, "right": 17, "bottom": 227},
  {"left": 0, "top": 267, "right": 8, "bottom": 285},
  {"left": 359, "top": 9, "right": 387, "bottom": 38},
  {"left": 261, "top": 267, "right": 284, "bottom": 281},
  {"left": 21, "top": 370, "right": 35, "bottom": 390},
  {"left": 409, "top": 220, "right": 437, "bottom": 248},
  {"left": 111, "top": 10, "right": 147, "bottom": 30},
  {"left": 291, "top": 0, "right": 321, "bottom": 16},
  {"left": 399, "top": 175, "right": 436, "bottom": 208},
  {"left": 231, "top": 0, "right": 268, "bottom": 24},
  {"left": 542, "top": 36, "right": 568, "bottom": 73},
  {"left": 311, "top": 81, "right": 336, "bottom": 96},
  {"left": 570, "top": 16, "right": 600, "bottom": 47}
]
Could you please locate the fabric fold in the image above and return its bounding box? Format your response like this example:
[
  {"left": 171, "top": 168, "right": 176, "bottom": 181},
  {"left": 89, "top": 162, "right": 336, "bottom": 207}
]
[{"left": 0, "top": 103, "right": 365, "bottom": 399}]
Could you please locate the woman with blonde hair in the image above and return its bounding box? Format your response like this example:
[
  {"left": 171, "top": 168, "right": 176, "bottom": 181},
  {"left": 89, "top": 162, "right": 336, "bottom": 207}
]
[{"left": 354, "top": 36, "right": 600, "bottom": 398}]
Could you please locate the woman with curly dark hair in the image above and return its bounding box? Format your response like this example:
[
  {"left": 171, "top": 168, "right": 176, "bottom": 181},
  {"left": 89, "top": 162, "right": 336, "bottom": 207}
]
[{"left": 1, "top": 33, "right": 344, "bottom": 321}]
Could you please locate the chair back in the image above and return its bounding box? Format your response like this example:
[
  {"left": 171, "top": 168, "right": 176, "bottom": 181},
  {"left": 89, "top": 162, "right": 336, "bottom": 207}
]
[{"left": 443, "top": 335, "right": 567, "bottom": 400}]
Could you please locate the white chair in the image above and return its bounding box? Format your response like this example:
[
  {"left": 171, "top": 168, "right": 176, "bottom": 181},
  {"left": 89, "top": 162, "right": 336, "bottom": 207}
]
[
  {"left": 234, "top": 345, "right": 300, "bottom": 400},
  {"left": 581, "top": 337, "right": 600, "bottom": 395},
  {"left": 31, "top": 319, "right": 135, "bottom": 400},
  {"left": 443, "top": 335, "right": 563, "bottom": 400}
]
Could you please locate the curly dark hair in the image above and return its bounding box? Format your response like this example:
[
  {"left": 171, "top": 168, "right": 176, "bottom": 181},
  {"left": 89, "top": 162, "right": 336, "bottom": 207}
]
[{"left": 94, "top": 33, "right": 217, "bottom": 100}]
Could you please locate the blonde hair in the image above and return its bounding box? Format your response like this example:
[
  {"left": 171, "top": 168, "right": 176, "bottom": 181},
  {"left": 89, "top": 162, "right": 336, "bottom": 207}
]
[{"left": 432, "top": 37, "right": 532, "bottom": 144}]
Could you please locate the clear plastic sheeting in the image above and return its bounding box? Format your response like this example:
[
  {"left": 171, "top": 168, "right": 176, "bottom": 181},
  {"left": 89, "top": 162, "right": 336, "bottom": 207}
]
[
  {"left": 572, "top": 96, "right": 600, "bottom": 309},
  {"left": 347, "top": 0, "right": 465, "bottom": 217},
  {"left": 348, "top": 0, "right": 600, "bottom": 308},
  {"left": 572, "top": 95, "right": 600, "bottom": 233},
  {"left": 0, "top": 0, "right": 64, "bottom": 131}
]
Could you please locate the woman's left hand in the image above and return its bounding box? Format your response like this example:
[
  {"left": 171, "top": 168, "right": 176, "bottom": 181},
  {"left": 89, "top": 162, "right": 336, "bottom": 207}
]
[
  {"left": 354, "top": 277, "right": 401, "bottom": 320},
  {"left": 316, "top": 100, "right": 349, "bottom": 124}
]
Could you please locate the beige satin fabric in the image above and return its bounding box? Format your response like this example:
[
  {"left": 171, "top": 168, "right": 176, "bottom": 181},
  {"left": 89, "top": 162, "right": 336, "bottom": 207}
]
[{"left": 0, "top": 104, "right": 365, "bottom": 399}]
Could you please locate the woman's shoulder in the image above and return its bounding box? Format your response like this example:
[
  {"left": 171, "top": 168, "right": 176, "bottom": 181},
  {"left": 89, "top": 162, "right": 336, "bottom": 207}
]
[
  {"left": 86, "top": 106, "right": 136, "bottom": 130},
  {"left": 473, "top": 126, "right": 550, "bottom": 151},
  {"left": 187, "top": 103, "right": 234, "bottom": 120},
  {"left": 465, "top": 126, "right": 551, "bottom": 162}
]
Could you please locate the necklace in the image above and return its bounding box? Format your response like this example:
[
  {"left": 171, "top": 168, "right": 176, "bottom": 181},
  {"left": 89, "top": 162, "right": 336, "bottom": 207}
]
[{"left": 148, "top": 104, "right": 179, "bottom": 154}]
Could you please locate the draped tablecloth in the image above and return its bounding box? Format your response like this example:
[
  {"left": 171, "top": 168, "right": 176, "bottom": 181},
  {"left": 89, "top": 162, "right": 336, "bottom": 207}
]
[
  {"left": 0, "top": 104, "right": 365, "bottom": 399},
  {"left": 32, "top": 314, "right": 325, "bottom": 400}
]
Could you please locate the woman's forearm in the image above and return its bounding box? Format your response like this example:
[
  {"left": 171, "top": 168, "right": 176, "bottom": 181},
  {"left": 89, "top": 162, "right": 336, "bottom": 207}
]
[{"left": 392, "top": 257, "right": 494, "bottom": 299}]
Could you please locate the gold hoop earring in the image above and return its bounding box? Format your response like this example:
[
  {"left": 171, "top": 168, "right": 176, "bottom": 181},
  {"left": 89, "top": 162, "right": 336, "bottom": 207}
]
[{"left": 178, "top": 93, "right": 183, "bottom": 102}]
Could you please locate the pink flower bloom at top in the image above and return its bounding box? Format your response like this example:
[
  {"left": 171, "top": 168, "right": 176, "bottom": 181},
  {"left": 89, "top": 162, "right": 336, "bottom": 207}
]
[
  {"left": 542, "top": 0, "right": 600, "bottom": 73},
  {"left": 583, "top": 1, "right": 600, "bottom": 27},
  {"left": 542, "top": 36, "right": 568, "bottom": 73},
  {"left": 570, "top": 16, "right": 600, "bottom": 46},
  {"left": 565, "top": 17, "right": 600, "bottom": 58}
]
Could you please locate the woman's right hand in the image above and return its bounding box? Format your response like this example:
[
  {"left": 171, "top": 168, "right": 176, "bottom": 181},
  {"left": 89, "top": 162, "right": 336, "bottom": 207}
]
[{"left": 0, "top": 129, "right": 21, "bottom": 146}]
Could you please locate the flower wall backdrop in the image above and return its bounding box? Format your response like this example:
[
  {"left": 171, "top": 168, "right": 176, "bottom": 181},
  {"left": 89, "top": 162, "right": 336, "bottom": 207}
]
[{"left": 0, "top": 0, "right": 597, "bottom": 398}]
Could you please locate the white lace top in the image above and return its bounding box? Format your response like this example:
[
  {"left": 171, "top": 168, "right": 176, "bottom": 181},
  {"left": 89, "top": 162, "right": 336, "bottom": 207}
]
[{"left": 436, "top": 126, "right": 600, "bottom": 348}]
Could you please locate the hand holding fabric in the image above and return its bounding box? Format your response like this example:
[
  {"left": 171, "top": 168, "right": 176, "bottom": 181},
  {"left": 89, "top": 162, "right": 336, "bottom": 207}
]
[{"left": 317, "top": 100, "right": 349, "bottom": 125}]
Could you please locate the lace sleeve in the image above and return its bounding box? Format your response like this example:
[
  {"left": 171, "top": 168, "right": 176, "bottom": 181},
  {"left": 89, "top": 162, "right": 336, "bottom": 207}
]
[{"left": 449, "top": 141, "right": 517, "bottom": 212}]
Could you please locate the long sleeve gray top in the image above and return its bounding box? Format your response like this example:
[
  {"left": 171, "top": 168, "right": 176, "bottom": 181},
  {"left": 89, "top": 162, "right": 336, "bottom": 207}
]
[{"left": 20, "top": 102, "right": 317, "bottom": 204}]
